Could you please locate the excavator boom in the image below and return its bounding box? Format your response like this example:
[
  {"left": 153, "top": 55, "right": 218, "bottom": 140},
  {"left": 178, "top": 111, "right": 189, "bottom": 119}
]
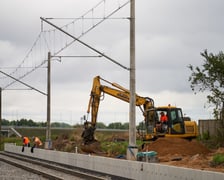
[{"left": 82, "top": 76, "right": 154, "bottom": 145}]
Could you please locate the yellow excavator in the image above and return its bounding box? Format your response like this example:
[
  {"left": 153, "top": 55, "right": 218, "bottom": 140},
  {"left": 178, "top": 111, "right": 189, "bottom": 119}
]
[{"left": 81, "top": 76, "right": 198, "bottom": 146}]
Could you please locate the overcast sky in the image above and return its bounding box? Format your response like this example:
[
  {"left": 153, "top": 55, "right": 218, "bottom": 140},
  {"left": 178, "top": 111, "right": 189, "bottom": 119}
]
[{"left": 0, "top": 0, "right": 223, "bottom": 125}]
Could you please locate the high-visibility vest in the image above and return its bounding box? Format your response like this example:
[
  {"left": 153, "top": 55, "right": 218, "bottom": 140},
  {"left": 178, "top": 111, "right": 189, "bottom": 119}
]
[
  {"left": 160, "top": 115, "right": 168, "bottom": 122},
  {"left": 34, "top": 137, "right": 43, "bottom": 146},
  {"left": 23, "top": 137, "right": 30, "bottom": 145}
]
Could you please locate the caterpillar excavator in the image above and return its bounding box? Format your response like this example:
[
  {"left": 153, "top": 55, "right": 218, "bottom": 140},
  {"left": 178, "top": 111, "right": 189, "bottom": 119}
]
[{"left": 81, "top": 76, "right": 198, "bottom": 151}]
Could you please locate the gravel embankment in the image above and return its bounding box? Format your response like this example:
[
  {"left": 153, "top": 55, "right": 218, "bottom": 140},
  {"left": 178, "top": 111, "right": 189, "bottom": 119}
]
[{"left": 0, "top": 161, "right": 48, "bottom": 180}]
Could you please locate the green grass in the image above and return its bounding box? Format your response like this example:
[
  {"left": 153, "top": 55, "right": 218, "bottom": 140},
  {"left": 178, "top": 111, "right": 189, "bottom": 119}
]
[
  {"left": 100, "top": 139, "right": 143, "bottom": 156},
  {"left": 212, "top": 154, "right": 224, "bottom": 165},
  {"left": 101, "top": 141, "right": 128, "bottom": 155},
  {"left": 0, "top": 137, "right": 21, "bottom": 151}
]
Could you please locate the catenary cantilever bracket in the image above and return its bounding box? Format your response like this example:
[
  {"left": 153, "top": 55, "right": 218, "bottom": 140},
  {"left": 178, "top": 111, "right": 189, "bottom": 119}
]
[
  {"left": 40, "top": 17, "right": 130, "bottom": 71},
  {"left": 0, "top": 70, "right": 47, "bottom": 96}
]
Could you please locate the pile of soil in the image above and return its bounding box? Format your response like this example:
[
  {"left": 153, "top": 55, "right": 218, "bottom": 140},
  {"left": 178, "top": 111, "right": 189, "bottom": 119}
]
[
  {"left": 80, "top": 141, "right": 104, "bottom": 154},
  {"left": 142, "top": 138, "right": 211, "bottom": 156},
  {"left": 52, "top": 130, "right": 83, "bottom": 153},
  {"left": 141, "top": 138, "right": 224, "bottom": 173}
]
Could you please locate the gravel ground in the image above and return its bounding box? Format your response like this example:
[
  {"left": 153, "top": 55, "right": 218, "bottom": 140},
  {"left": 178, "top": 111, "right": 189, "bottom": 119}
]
[{"left": 0, "top": 161, "right": 48, "bottom": 180}]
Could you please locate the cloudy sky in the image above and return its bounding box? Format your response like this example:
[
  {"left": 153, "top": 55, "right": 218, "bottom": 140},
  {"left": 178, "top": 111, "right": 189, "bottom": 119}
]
[{"left": 0, "top": 0, "right": 223, "bottom": 125}]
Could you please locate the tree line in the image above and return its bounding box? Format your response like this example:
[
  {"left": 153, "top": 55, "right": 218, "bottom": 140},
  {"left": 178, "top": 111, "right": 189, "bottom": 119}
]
[
  {"left": 1, "top": 118, "right": 144, "bottom": 130},
  {"left": 2, "top": 118, "right": 72, "bottom": 128}
]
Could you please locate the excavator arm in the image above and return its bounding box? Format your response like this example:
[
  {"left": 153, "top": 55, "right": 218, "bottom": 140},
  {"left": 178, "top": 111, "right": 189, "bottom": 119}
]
[{"left": 82, "top": 76, "right": 154, "bottom": 145}]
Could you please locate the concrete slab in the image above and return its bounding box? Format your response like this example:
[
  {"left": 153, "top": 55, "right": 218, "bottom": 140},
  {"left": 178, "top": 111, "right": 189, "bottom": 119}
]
[{"left": 4, "top": 143, "right": 224, "bottom": 180}]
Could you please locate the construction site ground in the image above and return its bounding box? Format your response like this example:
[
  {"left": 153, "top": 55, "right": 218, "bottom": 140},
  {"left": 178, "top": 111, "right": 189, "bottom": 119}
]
[
  {"left": 52, "top": 131, "right": 224, "bottom": 173},
  {"left": 142, "top": 137, "right": 224, "bottom": 173}
]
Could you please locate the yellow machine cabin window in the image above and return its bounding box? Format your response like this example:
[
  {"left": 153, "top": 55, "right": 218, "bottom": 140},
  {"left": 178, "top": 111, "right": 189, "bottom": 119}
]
[{"left": 170, "top": 109, "right": 185, "bottom": 134}]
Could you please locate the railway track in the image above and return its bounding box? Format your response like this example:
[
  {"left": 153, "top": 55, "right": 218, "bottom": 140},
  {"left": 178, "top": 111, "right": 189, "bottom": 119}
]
[{"left": 0, "top": 151, "right": 111, "bottom": 180}]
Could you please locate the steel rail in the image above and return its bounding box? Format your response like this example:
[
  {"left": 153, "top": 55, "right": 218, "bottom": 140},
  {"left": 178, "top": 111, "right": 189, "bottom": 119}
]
[{"left": 0, "top": 152, "right": 109, "bottom": 180}]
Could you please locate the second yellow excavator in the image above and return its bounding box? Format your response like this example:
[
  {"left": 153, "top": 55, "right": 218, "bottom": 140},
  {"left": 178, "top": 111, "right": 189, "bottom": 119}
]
[{"left": 81, "top": 76, "right": 198, "bottom": 146}]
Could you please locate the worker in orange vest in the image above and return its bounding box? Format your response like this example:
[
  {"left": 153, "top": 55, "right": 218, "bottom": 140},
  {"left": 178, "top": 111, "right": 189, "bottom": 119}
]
[
  {"left": 160, "top": 112, "right": 168, "bottom": 132},
  {"left": 31, "top": 136, "right": 43, "bottom": 153},
  {"left": 22, "top": 136, "right": 30, "bottom": 152},
  {"left": 160, "top": 112, "right": 168, "bottom": 123}
]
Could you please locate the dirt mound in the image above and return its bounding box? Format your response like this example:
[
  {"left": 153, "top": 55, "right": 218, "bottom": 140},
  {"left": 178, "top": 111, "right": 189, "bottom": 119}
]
[
  {"left": 80, "top": 141, "right": 105, "bottom": 155},
  {"left": 52, "top": 130, "right": 84, "bottom": 153},
  {"left": 143, "top": 138, "right": 211, "bottom": 156}
]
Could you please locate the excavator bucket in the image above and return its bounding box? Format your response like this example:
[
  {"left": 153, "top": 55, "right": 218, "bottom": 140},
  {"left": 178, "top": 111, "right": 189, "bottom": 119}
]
[
  {"left": 81, "top": 124, "right": 104, "bottom": 154},
  {"left": 81, "top": 125, "right": 96, "bottom": 144}
]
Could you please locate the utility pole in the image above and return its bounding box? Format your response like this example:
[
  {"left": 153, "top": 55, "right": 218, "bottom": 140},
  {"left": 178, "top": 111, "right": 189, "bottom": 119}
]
[
  {"left": 0, "top": 88, "right": 2, "bottom": 150},
  {"left": 127, "top": 0, "right": 137, "bottom": 160},
  {"left": 45, "top": 52, "right": 52, "bottom": 149}
]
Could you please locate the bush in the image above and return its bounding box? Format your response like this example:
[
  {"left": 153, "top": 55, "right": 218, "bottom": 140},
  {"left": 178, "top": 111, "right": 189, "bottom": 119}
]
[
  {"left": 215, "top": 128, "right": 224, "bottom": 147},
  {"left": 101, "top": 141, "right": 128, "bottom": 156},
  {"left": 202, "top": 130, "right": 210, "bottom": 140},
  {"left": 212, "top": 154, "right": 224, "bottom": 166}
]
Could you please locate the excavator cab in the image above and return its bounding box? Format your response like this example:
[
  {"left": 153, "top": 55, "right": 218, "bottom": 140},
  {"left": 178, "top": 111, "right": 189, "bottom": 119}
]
[
  {"left": 142, "top": 106, "right": 186, "bottom": 141},
  {"left": 157, "top": 107, "right": 185, "bottom": 134}
]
